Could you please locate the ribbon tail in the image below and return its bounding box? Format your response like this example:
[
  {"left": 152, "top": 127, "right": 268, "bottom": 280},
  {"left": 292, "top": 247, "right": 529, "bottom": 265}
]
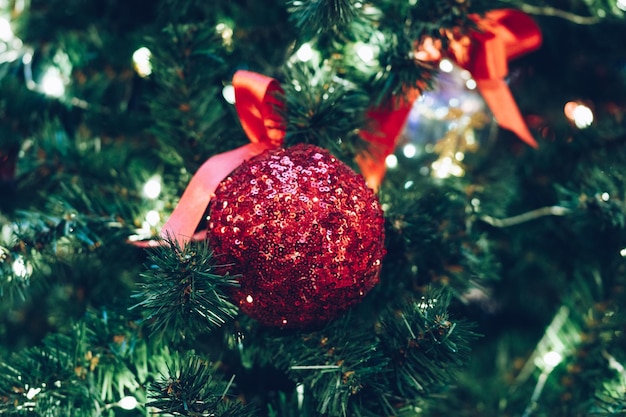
[
  {"left": 477, "top": 79, "right": 538, "bottom": 148},
  {"left": 160, "top": 142, "right": 271, "bottom": 247},
  {"left": 358, "top": 99, "right": 415, "bottom": 189}
]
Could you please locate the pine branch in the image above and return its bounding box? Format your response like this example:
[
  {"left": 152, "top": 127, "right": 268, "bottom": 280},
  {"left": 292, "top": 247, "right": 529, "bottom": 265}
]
[
  {"left": 287, "top": 0, "right": 359, "bottom": 38},
  {"left": 148, "top": 353, "right": 254, "bottom": 417},
  {"left": 282, "top": 61, "right": 371, "bottom": 165},
  {"left": 378, "top": 288, "right": 480, "bottom": 402},
  {"left": 132, "top": 237, "right": 239, "bottom": 340}
]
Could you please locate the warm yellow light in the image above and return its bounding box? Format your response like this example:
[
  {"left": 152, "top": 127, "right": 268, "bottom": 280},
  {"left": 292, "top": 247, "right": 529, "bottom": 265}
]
[
  {"left": 132, "top": 47, "right": 152, "bottom": 77},
  {"left": 564, "top": 101, "right": 593, "bottom": 128}
]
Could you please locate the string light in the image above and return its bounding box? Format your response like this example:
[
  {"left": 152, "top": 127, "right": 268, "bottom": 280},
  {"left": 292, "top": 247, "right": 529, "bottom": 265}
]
[
  {"left": 117, "top": 396, "right": 138, "bottom": 410},
  {"left": 355, "top": 42, "right": 375, "bottom": 64},
  {"left": 12, "top": 255, "right": 31, "bottom": 279},
  {"left": 222, "top": 84, "right": 235, "bottom": 104},
  {"left": 142, "top": 176, "right": 162, "bottom": 199},
  {"left": 0, "top": 15, "right": 13, "bottom": 41},
  {"left": 215, "top": 22, "right": 233, "bottom": 46},
  {"left": 617, "top": 0, "right": 626, "bottom": 11},
  {"left": 564, "top": 101, "right": 593, "bottom": 128},
  {"left": 439, "top": 59, "right": 454, "bottom": 73},
  {"left": 402, "top": 144, "right": 417, "bottom": 158},
  {"left": 132, "top": 47, "right": 152, "bottom": 77},
  {"left": 40, "top": 67, "right": 65, "bottom": 97},
  {"left": 145, "top": 210, "right": 160, "bottom": 227},
  {"left": 431, "top": 156, "right": 464, "bottom": 178},
  {"left": 385, "top": 154, "right": 398, "bottom": 169},
  {"left": 296, "top": 42, "right": 314, "bottom": 62}
]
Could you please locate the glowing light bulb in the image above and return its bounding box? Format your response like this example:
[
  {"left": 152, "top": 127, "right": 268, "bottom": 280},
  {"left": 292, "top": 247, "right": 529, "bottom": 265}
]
[
  {"left": 215, "top": 22, "right": 233, "bottom": 45},
  {"left": 25, "top": 387, "right": 41, "bottom": 400},
  {"left": 0, "top": 16, "right": 13, "bottom": 41},
  {"left": 132, "top": 47, "right": 152, "bottom": 77},
  {"left": 12, "top": 256, "right": 31, "bottom": 279},
  {"left": 402, "top": 144, "right": 417, "bottom": 158},
  {"left": 542, "top": 351, "right": 563, "bottom": 368},
  {"left": 355, "top": 42, "right": 375, "bottom": 64},
  {"left": 620, "top": 248, "right": 626, "bottom": 257},
  {"left": 222, "top": 84, "right": 235, "bottom": 104},
  {"left": 465, "top": 78, "right": 477, "bottom": 90},
  {"left": 564, "top": 101, "right": 593, "bottom": 128},
  {"left": 145, "top": 210, "right": 160, "bottom": 227},
  {"left": 617, "top": 0, "right": 626, "bottom": 11},
  {"left": 41, "top": 67, "right": 65, "bottom": 97},
  {"left": 118, "top": 396, "right": 138, "bottom": 410},
  {"left": 439, "top": 59, "right": 454, "bottom": 73},
  {"left": 142, "top": 176, "right": 162, "bottom": 199},
  {"left": 385, "top": 154, "right": 398, "bottom": 169},
  {"left": 296, "top": 43, "right": 314, "bottom": 62}
]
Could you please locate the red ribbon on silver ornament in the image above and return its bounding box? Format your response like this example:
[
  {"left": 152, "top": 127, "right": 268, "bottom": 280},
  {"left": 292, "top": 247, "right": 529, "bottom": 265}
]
[{"left": 357, "top": 9, "right": 542, "bottom": 189}]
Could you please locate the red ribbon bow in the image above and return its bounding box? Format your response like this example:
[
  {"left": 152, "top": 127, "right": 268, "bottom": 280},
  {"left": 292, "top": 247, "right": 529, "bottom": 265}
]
[
  {"left": 138, "top": 70, "right": 285, "bottom": 247},
  {"left": 358, "top": 9, "right": 542, "bottom": 188}
]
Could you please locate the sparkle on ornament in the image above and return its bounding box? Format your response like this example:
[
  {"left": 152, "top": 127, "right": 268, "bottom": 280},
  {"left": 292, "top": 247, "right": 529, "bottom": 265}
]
[
  {"left": 208, "top": 144, "right": 385, "bottom": 328},
  {"left": 439, "top": 59, "right": 454, "bottom": 73},
  {"left": 431, "top": 156, "right": 464, "bottom": 178},
  {"left": 132, "top": 47, "right": 152, "bottom": 77}
]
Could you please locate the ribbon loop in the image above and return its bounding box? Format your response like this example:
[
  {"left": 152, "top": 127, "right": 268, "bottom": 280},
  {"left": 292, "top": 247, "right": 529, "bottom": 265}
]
[
  {"left": 139, "top": 70, "right": 286, "bottom": 247},
  {"left": 233, "top": 70, "right": 285, "bottom": 147}
]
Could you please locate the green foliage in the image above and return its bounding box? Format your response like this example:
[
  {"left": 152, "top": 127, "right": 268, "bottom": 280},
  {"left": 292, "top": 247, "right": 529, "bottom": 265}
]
[
  {"left": 133, "top": 238, "right": 239, "bottom": 340},
  {"left": 148, "top": 353, "right": 253, "bottom": 416}
]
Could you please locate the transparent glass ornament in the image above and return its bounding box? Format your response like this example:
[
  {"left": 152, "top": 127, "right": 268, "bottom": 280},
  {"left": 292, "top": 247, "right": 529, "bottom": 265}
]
[{"left": 393, "top": 60, "right": 498, "bottom": 178}]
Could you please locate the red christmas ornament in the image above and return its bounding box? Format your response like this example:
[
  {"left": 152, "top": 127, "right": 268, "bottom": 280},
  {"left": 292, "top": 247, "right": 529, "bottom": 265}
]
[{"left": 208, "top": 144, "right": 386, "bottom": 328}]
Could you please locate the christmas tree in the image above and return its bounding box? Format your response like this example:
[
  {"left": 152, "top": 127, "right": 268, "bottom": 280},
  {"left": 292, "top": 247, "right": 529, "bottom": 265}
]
[{"left": 1, "top": 0, "right": 626, "bottom": 416}]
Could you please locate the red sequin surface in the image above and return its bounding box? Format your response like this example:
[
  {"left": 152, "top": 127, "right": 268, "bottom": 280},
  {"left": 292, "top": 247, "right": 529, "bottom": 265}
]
[{"left": 208, "top": 144, "right": 385, "bottom": 328}]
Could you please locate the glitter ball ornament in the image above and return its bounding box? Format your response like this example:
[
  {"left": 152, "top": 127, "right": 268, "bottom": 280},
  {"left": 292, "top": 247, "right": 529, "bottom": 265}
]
[{"left": 208, "top": 143, "right": 385, "bottom": 328}]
